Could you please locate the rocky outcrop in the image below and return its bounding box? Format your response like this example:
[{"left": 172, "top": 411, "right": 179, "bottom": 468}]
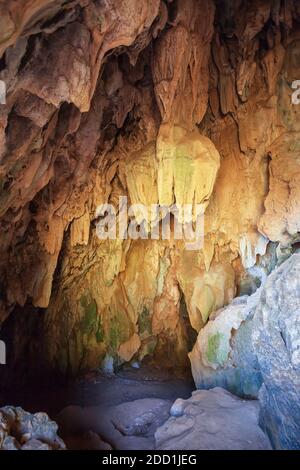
[
  {"left": 0, "top": 0, "right": 299, "bottom": 377},
  {"left": 0, "top": 406, "right": 65, "bottom": 450},
  {"left": 155, "top": 387, "right": 271, "bottom": 450},
  {"left": 190, "top": 254, "right": 300, "bottom": 449},
  {"left": 253, "top": 254, "right": 300, "bottom": 450}
]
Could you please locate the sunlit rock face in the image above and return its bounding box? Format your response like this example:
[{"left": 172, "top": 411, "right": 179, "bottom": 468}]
[
  {"left": 0, "top": 0, "right": 299, "bottom": 375},
  {"left": 156, "top": 125, "right": 220, "bottom": 211}
]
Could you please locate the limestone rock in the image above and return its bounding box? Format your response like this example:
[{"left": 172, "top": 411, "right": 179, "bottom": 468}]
[
  {"left": 177, "top": 257, "right": 236, "bottom": 331},
  {"left": 118, "top": 333, "right": 141, "bottom": 362},
  {"left": 21, "top": 439, "right": 52, "bottom": 450},
  {"left": 189, "top": 291, "right": 263, "bottom": 398},
  {"left": 19, "top": 22, "right": 92, "bottom": 112},
  {"left": 0, "top": 1, "right": 76, "bottom": 57},
  {"left": 109, "top": 398, "right": 171, "bottom": 438},
  {"left": 190, "top": 254, "right": 300, "bottom": 448},
  {"left": 123, "top": 142, "right": 158, "bottom": 225},
  {"left": 57, "top": 398, "right": 172, "bottom": 450},
  {"left": 0, "top": 407, "right": 65, "bottom": 450},
  {"left": 0, "top": 0, "right": 300, "bottom": 384},
  {"left": 252, "top": 254, "right": 300, "bottom": 449},
  {"left": 259, "top": 133, "right": 300, "bottom": 244},
  {"left": 155, "top": 387, "right": 272, "bottom": 450},
  {"left": 70, "top": 208, "right": 90, "bottom": 247},
  {"left": 156, "top": 125, "right": 220, "bottom": 213},
  {"left": 1, "top": 436, "right": 20, "bottom": 450}
]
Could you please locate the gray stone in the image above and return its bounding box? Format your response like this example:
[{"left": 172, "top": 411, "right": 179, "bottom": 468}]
[
  {"left": 189, "top": 253, "right": 300, "bottom": 449},
  {"left": 102, "top": 354, "right": 114, "bottom": 375},
  {"left": 0, "top": 406, "right": 66, "bottom": 450},
  {"left": 170, "top": 398, "right": 186, "bottom": 417},
  {"left": 131, "top": 361, "right": 140, "bottom": 369},
  {"left": 189, "top": 292, "right": 263, "bottom": 398},
  {"left": 21, "top": 439, "right": 52, "bottom": 450},
  {"left": 109, "top": 398, "right": 171, "bottom": 437},
  {"left": 2, "top": 436, "right": 20, "bottom": 450},
  {"left": 58, "top": 398, "right": 172, "bottom": 450},
  {"left": 252, "top": 253, "right": 300, "bottom": 449},
  {"left": 155, "top": 387, "right": 272, "bottom": 450}
]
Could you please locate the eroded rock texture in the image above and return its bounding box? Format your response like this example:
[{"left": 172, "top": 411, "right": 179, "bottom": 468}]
[
  {"left": 57, "top": 399, "right": 172, "bottom": 450},
  {"left": 155, "top": 387, "right": 272, "bottom": 450},
  {"left": 253, "top": 254, "right": 300, "bottom": 450},
  {"left": 189, "top": 291, "right": 263, "bottom": 398},
  {"left": 0, "top": 0, "right": 299, "bottom": 376},
  {"left": 0, "top": 406, "right": 65, "bottom": 450},
  {"left": 190, "top": 254, "right": 300, "bottom": 449}
]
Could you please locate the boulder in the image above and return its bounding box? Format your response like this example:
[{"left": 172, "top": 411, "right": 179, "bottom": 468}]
[
  {"left": 190, "top": 254, "right": 300, "bottom": 449},
  {"left": 252, "top": 254, "right": 300, "bottom": 449},
  {"left": 21, "top": 439, "right": 52, "bottom": 450},
  {"left": 0, "top": 407, "right": 65, "bottom": 450},
  {"left": 109, "top": 398, "right": 171, "bottom": 438},
  {"left": 57, "top": 398, "right": 171, "bottom": 450},
  {"left": 189, "top": 291, "right": 263, "bottom": 398}
]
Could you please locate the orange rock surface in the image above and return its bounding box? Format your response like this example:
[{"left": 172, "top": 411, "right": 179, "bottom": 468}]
[{"left": 0, "top": 0, "right": 299, "bottom": 373}]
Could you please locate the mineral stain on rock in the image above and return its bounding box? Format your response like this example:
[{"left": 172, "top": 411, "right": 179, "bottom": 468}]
[{"left": 206, "top": 332, "right": 228, "bottom": 366}]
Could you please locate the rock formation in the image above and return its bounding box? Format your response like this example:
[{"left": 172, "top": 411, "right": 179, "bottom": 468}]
[
  {"left": 55, "top": 387, "right": 272, "bottom": 450},
  {"left": 253, "top": 254, "right": 300, "bottom": 450},
  {"left": 155, "top": 387, "right": 271, "bottom": 450},
  {"left": 189, "top": 292, "right": 263, "bottom": 398},
  {"left": 0, "top": 406, "right": 65, "bottom": 450},
  {"left": 0, "top": 0, "right": 299, "bottom": 449},
  {"left": 190, "top": 254, "right": 300, "bottom": 449},
  {"left": 57, "top": 399, "right": 172, "bottom": 450}
]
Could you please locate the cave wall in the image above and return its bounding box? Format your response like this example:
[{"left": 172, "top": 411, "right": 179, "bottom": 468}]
[{"left": 0, "top": 0, "right": 299, "bottom": 374}]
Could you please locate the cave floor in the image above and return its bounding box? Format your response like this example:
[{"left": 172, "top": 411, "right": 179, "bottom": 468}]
[
  {"left": 0, "top": 365, "right": 194, "bottom": 449},
  {"left": 55, "top": 366, "right": 195, "bottom": 450},
  {"left": 0, "top": 366, "right": 272, "bottom": 450},
  {"left": 0, "top": 365, "right": 194, "bottom": 415}
]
